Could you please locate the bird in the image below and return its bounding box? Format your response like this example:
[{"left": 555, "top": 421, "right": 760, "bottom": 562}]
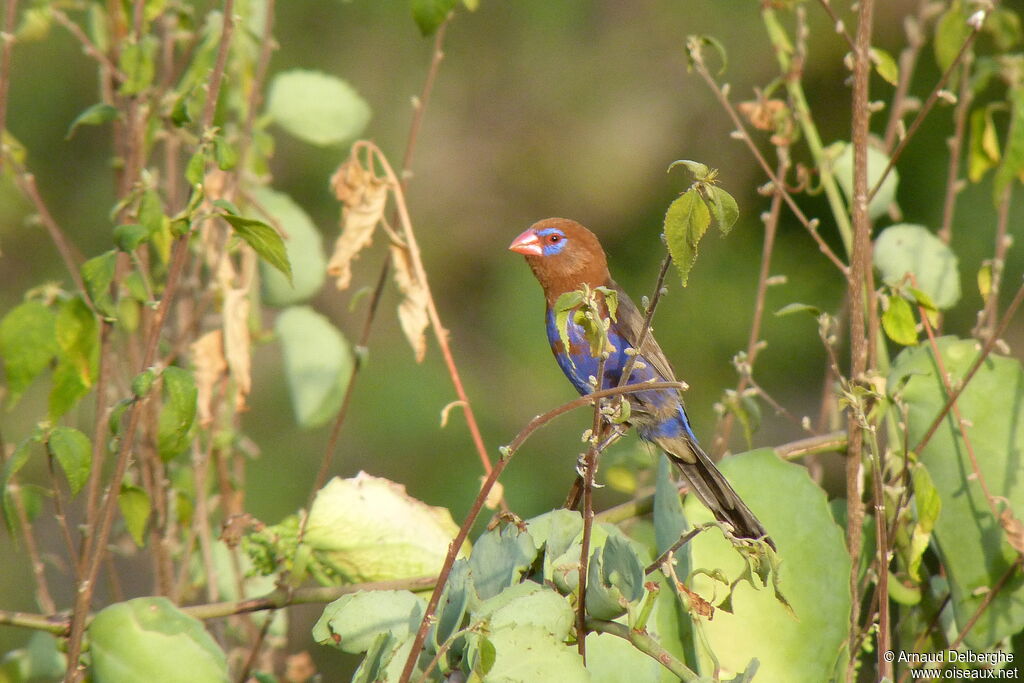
[{"left": 509, "top": 217, "right": 774, "bottom": 549}]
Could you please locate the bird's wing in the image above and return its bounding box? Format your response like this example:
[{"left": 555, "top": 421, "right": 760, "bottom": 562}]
[{"left": 606, "top": 279, "right": 677, "bottom": 383}]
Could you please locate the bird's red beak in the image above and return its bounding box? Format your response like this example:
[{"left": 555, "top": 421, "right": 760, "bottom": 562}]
[{"left": 508, "top": 229, "right": 543, "bottom": 256}]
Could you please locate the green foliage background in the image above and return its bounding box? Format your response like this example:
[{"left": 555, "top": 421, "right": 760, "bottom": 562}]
[{"left": 2, "top": 0, "right": 1023, "bottom": 679}]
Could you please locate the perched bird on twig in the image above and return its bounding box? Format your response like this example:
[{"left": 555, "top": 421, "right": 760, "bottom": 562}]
[{"left": 509, "top": 217, "right": 774, "bottom": 549}]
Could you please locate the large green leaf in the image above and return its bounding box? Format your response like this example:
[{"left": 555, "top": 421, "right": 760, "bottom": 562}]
[
  {"left": 874, "top": 224, "right": 961, "bottom": 310},
  {"left": 89, "top": 597, "right": 228, "bottom": 682},
  {"left": 47, "top": 426, "right": 91, "bottom": 496},
  {"left": 685, "top": 449, "right": 850, "bottom": 682},
  {"left": 156, "top": 366, "right": 197, "bottom": 461},
  {"left": 0, "top": 300, "right": 58, "bottom": 404},
  {"left": 890, "top": 337, "right": 1024, "bottom": 648},
  {"left": 301, "top": 473, "right": 465, "bottom": 583},
  {"left": 467, "top": 625, "right": 588, "bottom": 682},
  {"left": 664, "top": 188, "right": 711, "bottom": 287},
  {"left": 313, "top": 590, "right": 425, "bottom": 653},
  {"left": 266, "top": 70, "right": 371, "bottom": 147},
  {"left": 253, "top": 187, "right": 326, "bottom": 306},
  {"left": 275, "top": 306, "right": 352, "bottom": 428}
]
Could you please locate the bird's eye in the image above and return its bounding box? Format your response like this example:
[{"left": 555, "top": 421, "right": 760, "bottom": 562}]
[{"left": 547, "top": 234, "right": 561, "bottom": 244}]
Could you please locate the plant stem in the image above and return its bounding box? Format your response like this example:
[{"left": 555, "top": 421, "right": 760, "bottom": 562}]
[{"left": 845, "top": 0, "right": 875, "bottom": 677}]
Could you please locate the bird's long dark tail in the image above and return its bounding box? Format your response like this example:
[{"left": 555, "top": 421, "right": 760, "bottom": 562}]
[{"left": 658, "top": 436, "right": 776, "bottom": 551}]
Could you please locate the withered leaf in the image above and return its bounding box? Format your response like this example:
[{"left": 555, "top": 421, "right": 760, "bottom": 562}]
[
  {"left": 390, "top": 244, "right": 430, "bottom": 363},
  {"left": 224, "top": 288, "right": 252, "bottom": 412},
  {"left": 327, "top": 158, "right": 389, "bottom": 290},
  {"left": 191, "top": 330, "right": 226, "bottom": 427}
]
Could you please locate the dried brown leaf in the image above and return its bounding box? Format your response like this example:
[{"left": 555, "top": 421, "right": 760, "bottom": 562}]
[
  {"left": 191, "top": 330, "right": 227, "bottom": 427},
  {"left": 327, "top": 159, "right": 389, "bottom": 290},
  {"left": 997, "top": 501, "right": 1024, "bottom": 554},
  {"left": 677, "top": 580, "right": 715, "bottom": 620},
  {"left": 224, "top": 288, "right": 252, "bottom": 412},
  {"left": 390, "top": 244, "right": 430, "bottom": 362}
]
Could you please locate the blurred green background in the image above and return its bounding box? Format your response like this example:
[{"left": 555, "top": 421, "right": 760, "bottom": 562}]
[{"left": 1, "top": 0, "right": 1022, "bottom": 677}]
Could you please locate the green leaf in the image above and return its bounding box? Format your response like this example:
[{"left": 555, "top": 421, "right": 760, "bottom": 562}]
[
  {"left": 65, "top": 103, "right": 119, "bottom": 140},
  {"left": 81, "top": 250, "right": 118, "bottom": 318},
  {"left": 253, "top": 187, "right": 327, "bottom": 306},
  {"left": 994, "top": 86, "right": 1024, "bottom": 205},
  {"left": 213, "top": 135, "right": 238, "bottom": 171},
  {"left": 831, "top": 142, "right": 899, "bottom": 220},
  {"left": 907, "top": 464, "right": 942, "bottom": 582},
  {"left": 185, "top": 150, "right": 206, "bottom": 186},
  {"left": 891, "top": 337, "right": 1024, "bottom": 648},
  {"left": 50, "top": 296, "right": 98, "bottom": 419},
  {"left": 934, "top": 2, "right": 971, "bottom": 73},
  {"left": 297, "top": 473, "right": 465, "bottom": 584},
  {"left": 266, "top": 70, "right": 371, "bottom": 147},
  {"left": 113, "top": 223, "right": 152, "bottom": 252},
  {"left": 0, "top": 300, "right": 58, "bottom": 404},
  {"left": 470, "top": 625, "right": 588, "bottom": 683},
  {"left": 157, "top": 366, "right": 197, "bottom": 461},
  {"left": 667, "top": 159, "right": 711, "bottom": 181},
  {"left": 968, "top": 106, "right": 1001, "bottom": 182},
  {"left": 118, "top": 36, "right": 157, "bottom": 95},
  {"left": 89, "top": 597, "right": 228, "bottom": 682},
  {"left": 171, "top": 89, "right": 192, "bottom": 127},
  {"left": 585, "top": 534, "right": 645, "bottom": 620},
  {"left": 984, "top": 7, "right": 1022, "bottom": 50},
  {"left": 2, "top": 433, "right": 43, "bottom": 533},
  {"left": 474, "top": 582, "right": 575, "bottom": 640},
  {"left": 221, "top": 213, "right": 293, "bottom": 284},
  {"left": 706, "top": 184, "right": 739, "bottom": 234},
  {"left": 664, "top": 188, "right": 711, "bottom": 287},
  {"left": 870, "top": 47, "right": 899, "bottom": 86},
  {"left": 685, "top": 449, "right": 851, "bottom": 682},
  {"left": 873, "top": 224, "right": 960, "bottom": 309},
  {"left": 411, "top": 0, "right": 457, "bottom": 36},
  {"left": 313, "top": 590, "right": 425, "bottom": 653},
  {"left": 882, "top": 295, "right": 918, "bottom": 346},
  {"left": 469, "top": 524, "right": 537, "bottom": 601},
  {"left": 117, "top": 485, "right": 150, "bottom": 547},
  {"left": 553, "top": 290, "right": 583, "bottom": 367},
  {"left": 275, "top": 306, "right": 353, "bottom": 428},
  {"left": 654, "top": 455, "right": 691, "bottom": 575},
  {"left": 47, "top": 427, "right": 91, "bottom": 496}
]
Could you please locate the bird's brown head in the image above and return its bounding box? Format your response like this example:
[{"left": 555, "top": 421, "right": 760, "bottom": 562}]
[{"left": 508, "top": 218, "right": 610, "bottom": 304}]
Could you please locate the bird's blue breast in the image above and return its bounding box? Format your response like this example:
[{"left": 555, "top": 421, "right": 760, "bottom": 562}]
[{"left": 544, "top": 307, "right": 698, "bottom": 443}]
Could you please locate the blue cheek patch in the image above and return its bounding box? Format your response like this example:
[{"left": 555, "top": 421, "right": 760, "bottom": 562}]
[{"left": 536, "top": 228, "right": 567, "bottom": 256}]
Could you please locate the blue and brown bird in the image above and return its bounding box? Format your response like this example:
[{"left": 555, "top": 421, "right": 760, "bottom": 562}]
[{"left": 509, "top": 217, "right": 773, "bottom": 548}]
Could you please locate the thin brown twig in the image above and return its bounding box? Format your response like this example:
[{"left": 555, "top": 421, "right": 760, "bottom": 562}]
[
  {"left": 813, "top": 0, "right": 855, "bottom": 50},
  {"left": 365, "top": 142, "right": 499, "bottom": 482},
  {"left": 868, "top": 15, "right": 984, "bottom": 203},
  {"left": 200, "top": 0, "right": 235, "bottom": 131},
  {"left": 938, "top": 52, "right": 974, "bottom": 245},
  {"left": 10, "top": 166, "right": 88, "bottom": 296},
  {"left": 397, "top": 380, "right": 687, "bottom": 683},
  {"left": 576, "top": 356, "right": 607, "bottom": 660},
  {"left": 846, "top": 0, "right": 875, "bottom": 675},
  {"left": 309, "top": 17, "right": 452, "bottom": 505},
  {"left": 882, "top": 0, "right": 931, "bottom": 153},
  {"left": 976, "top": 185, "right": 1013, "bottom": 337},
  {"left": 51, "top": 9, "right": 126, "bottom": 80},
  {"left": 714, "top": 153, "right": 787, "bottom": 455},
  {"left": 63, "top": 234, "right": 192, "bottom": 681},
  {"left": 913, "top": 277, "right": 1024, "bottom": 454},
  {"left": 918, "top": 306, "right": 999, "bottom": 522},
  {"left": 948, "top": 558, "right": 1021, "bottom": 651},
  {"left": 687, "top": 43, "right": 849, "bottom": 275},
  {"left": 0, "top": 576, "right": 440, "bottom": 637},
  {"left": 8, "top": 480, "right": 57, "bottom": 614}
]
